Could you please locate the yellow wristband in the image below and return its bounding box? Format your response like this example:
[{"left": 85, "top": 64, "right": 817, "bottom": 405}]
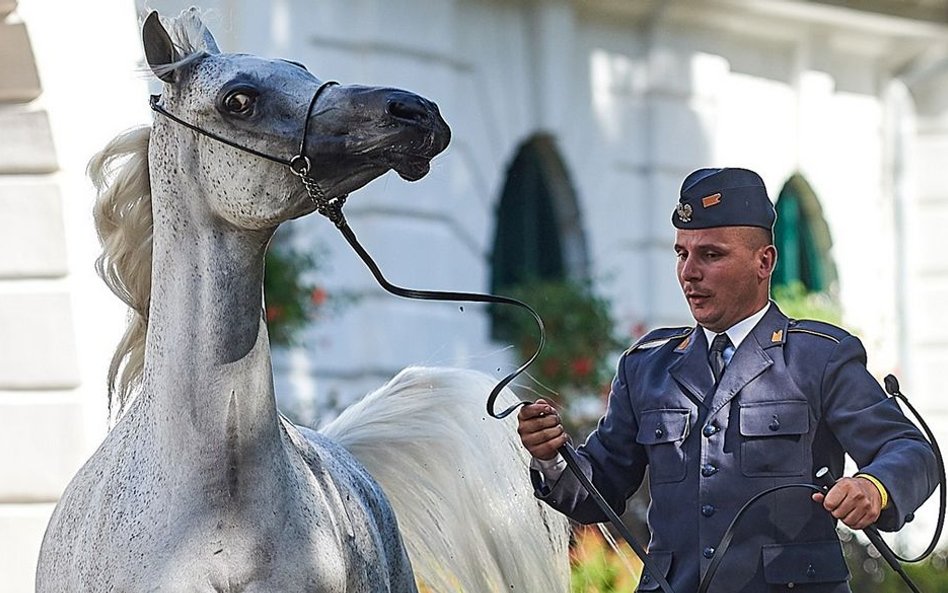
[{"left": 856, "top": 473, "right": 889, "bottom": 510}]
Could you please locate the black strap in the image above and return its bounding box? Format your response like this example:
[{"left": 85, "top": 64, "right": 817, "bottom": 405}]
[
  {"left": 882, "top": 375, "right": 945, "bottom": 563},
  {"left": 336, "top": 220, "right": 541, "bottom": 419},
  {"left": 697, "top": 483, "right": 821, "bottom": 593},
  {"left": 149, "top": 79, "right": 339, "bottom": 170},
  {"left": 335, "top": 218, "right": 678, "bottom": 592},
  {"left": 558, "top": 445, "right": 677, "bottom": 593}
]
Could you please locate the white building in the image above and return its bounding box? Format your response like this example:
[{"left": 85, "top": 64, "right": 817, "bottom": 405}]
[{"left": 2, "top": 0, "right": 948, "bottom": 590}]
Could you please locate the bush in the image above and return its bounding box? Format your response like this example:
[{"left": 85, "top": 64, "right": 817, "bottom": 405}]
[
  {"left": 493, "top": 279, "right": 621, "bottom": 435},
  {"left": 263, "top": 239, "right": 351, "bottom": 347},
  {"left": 570, "top": 525, "right": 641, "bottom": 593}
]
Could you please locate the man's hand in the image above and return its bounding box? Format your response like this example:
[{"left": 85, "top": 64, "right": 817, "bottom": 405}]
[
  {"left": 811, "top": 476, "right": 883, "bottom": 530},
  {"left": 517, "top": 399, "right": 568, "bottom": 460}
]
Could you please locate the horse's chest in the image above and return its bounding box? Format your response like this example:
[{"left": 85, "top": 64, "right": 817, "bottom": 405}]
[{"left": 149, "top": 536, "right": 350, "bottom": 593}]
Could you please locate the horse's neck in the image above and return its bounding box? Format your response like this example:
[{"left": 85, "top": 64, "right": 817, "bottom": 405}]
[{"left": 141, "top": 190, "right": 286, "bottom": 493}]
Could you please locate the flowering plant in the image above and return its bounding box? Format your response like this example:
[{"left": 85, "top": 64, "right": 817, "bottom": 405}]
[
  {"left": 263, "top": 243, "right": 340, "bottom": 347},
  {"left": 494, "top": 279, "right": 621, "bottom": 399}
]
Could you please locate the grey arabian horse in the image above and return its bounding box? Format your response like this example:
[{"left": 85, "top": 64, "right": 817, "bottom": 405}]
[{"left": 36, "top": 9, "right": 569, "bottom": 593}]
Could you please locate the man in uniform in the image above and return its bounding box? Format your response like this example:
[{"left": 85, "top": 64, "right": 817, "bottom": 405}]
[{"left": 517, "top": 167, "right": 938, "bottom": 592}]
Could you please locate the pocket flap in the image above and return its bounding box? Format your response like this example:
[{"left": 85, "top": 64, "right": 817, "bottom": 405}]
[
  {"left": 636, "top": 550, "right": 672, "bottom": 592},
  {"left": 636, "top": 409, "right": 690, "bottom": 445},
  {"left": 740, "top": 400, "right": 809, "bottom": 437},
  {"left": 762, "top": 541, "right": 850, "bottom": 585}
]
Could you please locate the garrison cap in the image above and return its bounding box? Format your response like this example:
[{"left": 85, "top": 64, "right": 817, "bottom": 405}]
[{"left": 672, "top": 167, "right": 776, "bottom": 230}]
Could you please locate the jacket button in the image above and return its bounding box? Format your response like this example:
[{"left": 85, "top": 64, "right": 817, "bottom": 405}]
[
  {"left": 701, "top": 504, "right": 716, "bottom": 517},
  {"left": 703, "top": 546, "right": 715, "bottom": 559},
  {"left": 769, "top": 415, "right": 781, "bottom": 431},
  {"left": 702, "top": 424, "right": 718, "bottom": 437},
  {"left": 701, "top": 464, "right": 718, "bottom": 477},
  {"left": 642, "top": 572, "right": 651, "bottom": 582},
  {"left": 806, "top": 564, "right": 816, "bottom": 578},
  {"left": 655, "top": 427, "right": 665, "bottom": 438}
]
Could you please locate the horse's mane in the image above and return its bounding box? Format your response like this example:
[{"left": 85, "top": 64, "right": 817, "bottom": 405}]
[
  {"left": 89, "top": 127, "right": 153, "bottom": 423},
  {"left": 89, "top": 9, "right": 211, "bottom": 423}
]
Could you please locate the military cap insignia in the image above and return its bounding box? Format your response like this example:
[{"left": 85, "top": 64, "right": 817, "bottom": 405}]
[
  {"left": 702, "top": 193, "right": 722, "bottom": 208},
  {"left": 676, "top": 202, "right": 693, "bottom": 223}
]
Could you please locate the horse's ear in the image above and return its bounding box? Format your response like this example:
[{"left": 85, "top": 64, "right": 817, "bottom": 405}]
[
  {"left": 143, "top": 11, "right": 180, "bottom": 83},
  {"left": 199, "top": 25, "right": 220, "bottom": 55}
]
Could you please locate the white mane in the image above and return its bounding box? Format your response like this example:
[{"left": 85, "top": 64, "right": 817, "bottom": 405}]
[
  {"left": 89, "top": 126, "right": 153, "bottom": 423},
  {"left": 88, "top": 9, "right": 216, "bottom": 424}
]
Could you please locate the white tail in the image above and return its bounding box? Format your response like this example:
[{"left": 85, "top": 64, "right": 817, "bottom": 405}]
[{"left": 321, "top": 366, "right": 571, "bottom": 593}]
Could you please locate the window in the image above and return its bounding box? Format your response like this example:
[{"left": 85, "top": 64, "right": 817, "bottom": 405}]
[
  {"left": 773, "top": 173, "right": 837, "bottom": 293},
  {"left": 489, "top": 134, "right": 589, "bottom": 337}
]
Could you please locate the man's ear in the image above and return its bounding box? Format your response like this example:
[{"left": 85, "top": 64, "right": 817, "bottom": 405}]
[{"left": 759, "top": 244, "right": 777, "bottom": 279}]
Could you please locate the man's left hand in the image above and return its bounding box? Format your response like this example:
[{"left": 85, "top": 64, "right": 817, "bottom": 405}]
[{"left": 811, "top": 476, "right": 882, "bottom": 530}]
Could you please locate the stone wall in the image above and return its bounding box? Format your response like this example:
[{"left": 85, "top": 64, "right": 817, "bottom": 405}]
[
  {"left": 0, "top": 2, "right": 83, "bottom": 589},
  {"left": 0, "top": 1, "right": 148, "bottom": 589}
]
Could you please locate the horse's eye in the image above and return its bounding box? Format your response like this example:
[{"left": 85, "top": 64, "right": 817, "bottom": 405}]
[{"left": 223, "top": 90, "right": 256, "bottom": 115}]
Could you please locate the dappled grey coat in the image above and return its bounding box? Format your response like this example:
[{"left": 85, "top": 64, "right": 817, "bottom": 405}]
[{"left": 533, "top": 303, "right": 937, "bottom": 593}]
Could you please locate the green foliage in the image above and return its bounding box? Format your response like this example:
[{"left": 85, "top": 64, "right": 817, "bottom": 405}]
[
  {"left": 773, "top": 281, "right": 842, "bottom": 325},
  {"left": 493, "top": 279, "right": 621, "bottom": 438},
  {"left": 495, "top": 279, "right": 621, "bottom": 393},
  {"left": 263, "top": 242, "right": 348, "bottom": 347},
  {"left": 840, "top": 529, "right": 948, "bottom": 593},
  {"left": 570, "top": 526, "right": 640, "bottom": 593},
  {"left": 566, "top": 523, "right": 948, "bottom": 592}
]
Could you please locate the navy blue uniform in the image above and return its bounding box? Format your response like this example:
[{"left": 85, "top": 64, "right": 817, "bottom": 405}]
[{"left": 533, "top": 304, "right": 937, "bottom": 592}]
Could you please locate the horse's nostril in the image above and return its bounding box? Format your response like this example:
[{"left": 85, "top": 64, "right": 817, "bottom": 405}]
[{"left": 387, "top": 97, "right": 428, "bottom": 123}]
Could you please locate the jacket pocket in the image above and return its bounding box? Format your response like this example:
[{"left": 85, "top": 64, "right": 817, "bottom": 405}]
[
  {"left": 762, "top": 541, "right": 850, "bottom": 586},
  {"left": 636, "top": 409, "right": 690, "bottom": 484},
  {"left": 739, "top": 400, "right": 809, "bottom": 477},
  {"left": 636, "top": 550, "right": 672, "bottom": 592}
]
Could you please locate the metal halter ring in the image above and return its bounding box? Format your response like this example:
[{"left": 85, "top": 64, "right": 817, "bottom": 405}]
[{"left": 289, "top": 155, "right": 311, "bottom": 178}]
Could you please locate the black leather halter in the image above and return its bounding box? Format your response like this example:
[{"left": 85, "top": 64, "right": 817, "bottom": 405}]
[
  {"left": 148, "top": 77, "right": 944, "bottom": 593},
  {"left": 150, "top": 80, "right": 347, "bottom": 224},
  {"left": 147, "top": 78, "right": 543, "bottom": 419}
]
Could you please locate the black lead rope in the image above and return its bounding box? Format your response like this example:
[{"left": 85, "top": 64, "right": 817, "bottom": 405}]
[
  {"left": 333, "top": 219, "right": 541, "bottom": 420},
  {"left": 149, "top": 81, "right": 943, "bottom": 593},
  {"left": 882, "top": 374, "right": 946, "bottom": 564},
  {"left": 332, "top": 217, "right": 673, "bottom": 593}
]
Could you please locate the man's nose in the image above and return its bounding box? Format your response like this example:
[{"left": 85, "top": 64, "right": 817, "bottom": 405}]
[{"left": 680, "top": 256, "right": 700, "bottom": 281}]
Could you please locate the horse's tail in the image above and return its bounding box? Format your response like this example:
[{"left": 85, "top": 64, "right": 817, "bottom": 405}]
[{"left": 321, "top": 366, "right": 571, "bottom": 593}]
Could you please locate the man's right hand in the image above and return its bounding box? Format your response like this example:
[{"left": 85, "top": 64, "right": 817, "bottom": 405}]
[{"left": 517, "top": 399, "right": 569, "bottom": 460}]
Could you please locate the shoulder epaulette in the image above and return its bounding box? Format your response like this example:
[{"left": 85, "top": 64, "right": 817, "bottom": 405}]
[
  {"left": 626, "top": 326, "right": 693, "bottom": 354},
  {"left": 786, "top": 319, "right": 850, "bottom": 344}
]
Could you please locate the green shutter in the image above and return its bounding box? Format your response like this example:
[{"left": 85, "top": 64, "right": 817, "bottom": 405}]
[{"left": 773, "top": 173, "right": 837, "bottom": 293}]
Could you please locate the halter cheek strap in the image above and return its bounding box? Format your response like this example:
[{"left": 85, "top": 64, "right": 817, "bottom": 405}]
[
  {"left": 149, "top": 80, "right": 343, "bottom": 221},
  {"left": 147, "top": 78, "right": 543, "bottom": 418}
]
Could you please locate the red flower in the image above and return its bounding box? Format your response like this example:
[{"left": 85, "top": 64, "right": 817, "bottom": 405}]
[
  {"left": 266, "top": 305, "right": 284, "bottom": 322},
  {"left": 311, "top": 287, "right": 328, "bottom": 306},
  {"left": 571, "top": 356, "right": 594, "bottom": 378}
]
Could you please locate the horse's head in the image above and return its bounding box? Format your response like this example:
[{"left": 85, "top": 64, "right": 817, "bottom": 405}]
[{"left": 142, "top": 9, "right": 450, "bottom": 230}]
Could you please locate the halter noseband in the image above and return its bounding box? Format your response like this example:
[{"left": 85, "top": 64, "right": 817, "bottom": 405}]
[{"left": 149, "top": 79, "right": 346, "bottom": 225}]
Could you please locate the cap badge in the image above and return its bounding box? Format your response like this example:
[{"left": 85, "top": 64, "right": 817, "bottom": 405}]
[
  {"left": 771, "top": 330, "right": 784, "bottom": 343},
  {"left": 676, "top": 202, "right": 693, "bottom": 223},
  {"left": 702, "top": 193, "right": 722, "bottom": 208}
]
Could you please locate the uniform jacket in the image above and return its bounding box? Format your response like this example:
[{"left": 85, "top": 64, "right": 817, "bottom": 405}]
[{"left": 533, "top": 304, "right": 937, "bottom": 593}]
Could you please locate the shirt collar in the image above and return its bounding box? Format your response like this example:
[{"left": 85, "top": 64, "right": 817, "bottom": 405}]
[{"left": 701, "top": 302, "right": 771, "bottom": 351}]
